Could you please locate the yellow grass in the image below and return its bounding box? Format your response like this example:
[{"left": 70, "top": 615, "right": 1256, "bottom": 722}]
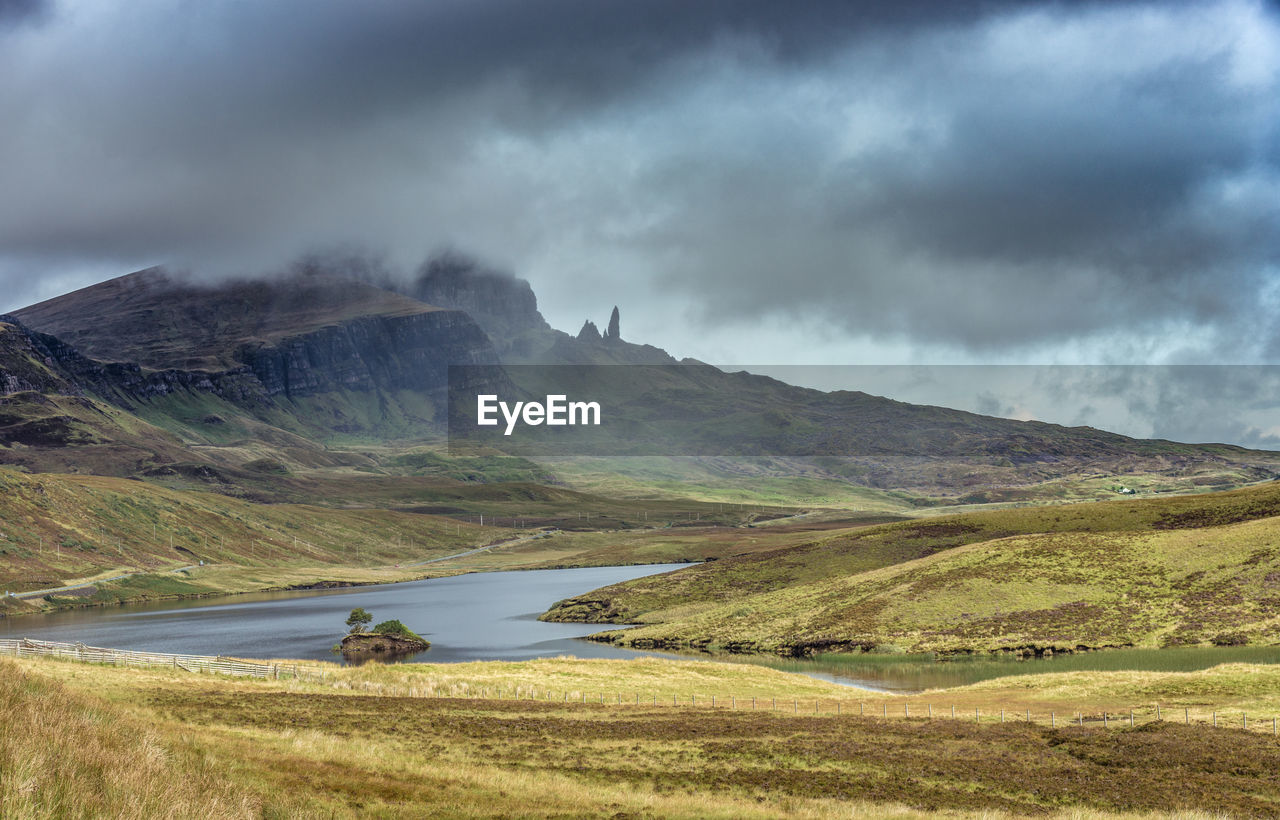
[
  {"left": 0, "top": 658, "right": 256, "bottom": 818},
  {"left": 8, "top": 654, "right": 1279, "bottom": 817}
]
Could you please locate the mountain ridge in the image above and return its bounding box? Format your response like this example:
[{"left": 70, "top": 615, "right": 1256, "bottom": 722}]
[{"left": 3, "top": 259, "right": 1278, "bottom": 501}]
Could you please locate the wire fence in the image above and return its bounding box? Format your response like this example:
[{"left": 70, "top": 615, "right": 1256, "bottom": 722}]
[{"left": 0, "top": 638, "right": 325, "bottom": 681}]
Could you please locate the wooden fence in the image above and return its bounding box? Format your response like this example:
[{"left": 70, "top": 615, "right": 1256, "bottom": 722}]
[{"left": 0, "top": 638, "right": 325, "bottom": 681}]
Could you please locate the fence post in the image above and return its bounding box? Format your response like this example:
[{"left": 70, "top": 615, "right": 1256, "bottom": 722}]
[
  {"left": 1129, "top": 711, "right": 1134, "bottom": 728},
  {"left": 1103, "top": 713, "right": 1108, "bottom": 729},
  {"left": 1156, "top": 704, "right": 1161, "bottom": 721},
  {"left": 1213, "top": 712, "right": 1218, "bottom": 728},
  {"left": 1185, "top": 708, "right": 1189, "bottom": 724},
  {"left": 976, "top": 708, "right": 980, "bottom": 723},
  {"left": 1051, "top": 712, "right": 1055, "bottom": 728}
]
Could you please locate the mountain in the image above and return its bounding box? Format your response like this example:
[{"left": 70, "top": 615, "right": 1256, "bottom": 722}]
[
  {"left": 399, "top": 253, "right": 552, "bottom": 359},
  {"left": 4, "top": 257, "right": 1279, "bottom": 502},
  {"left": 383, "top": 253, "right": 677, "bottom": 365},
  {"left": 15, "top": 267, "right": 492, "bottom": 373},
  {"left": 4, "top": 267, "right": 502, "bottom": 478}
]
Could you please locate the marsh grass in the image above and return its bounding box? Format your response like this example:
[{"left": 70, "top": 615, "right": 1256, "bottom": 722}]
[{"left": 13, "top": 654, "right": 1280, "bottom": 816}]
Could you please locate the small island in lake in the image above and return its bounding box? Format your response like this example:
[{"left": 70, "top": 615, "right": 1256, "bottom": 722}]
[{"left": 340, "top": 609, "right": 429, "bottom": 659}]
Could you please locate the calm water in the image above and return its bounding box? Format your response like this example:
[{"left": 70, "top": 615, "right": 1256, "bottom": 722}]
[
  {"left": 732, "top": 646, "right": 1280, "bottom": 692},
  {"left": 3, "top": 563, "right": 1277, "bottom": 691},
  {"left": 0, "top": 564, "right": 692, "bottom": 664}
]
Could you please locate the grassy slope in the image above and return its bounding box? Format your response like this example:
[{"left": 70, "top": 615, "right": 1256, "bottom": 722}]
[
  {"left": 598, "top": 515, "right": 1280, "bottom": 654},
  {"left": 544, "top": 481, "right": 1280, "bottom": 653},
  {"left": 0, "top": 467, "right": 514, "bottom": 614},
  {"left": 547, "top": 453, "right": 1279, "bottom": 509},
  {"left": 14, "top": 654, "right": 1280, "bottom": 818},
  {"left": 0, "top": 466, "right": 833, "bottom": 616},
  {"left": 436, "top": 517, "right": 904, "bottom": 573}
]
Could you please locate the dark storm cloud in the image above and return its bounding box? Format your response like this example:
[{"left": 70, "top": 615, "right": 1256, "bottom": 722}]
[
  {"left": 0, "top": 0, "right": 45, "bottom": 26},
  {"left": 0, "top": 0, "right": 1025, "bottom": 283},
  {"left": 0, "top": 0, "right": 1276, "bottom": 367},
  {"left": 636, "top": 2, "right": 1280, "bottom": 352}
]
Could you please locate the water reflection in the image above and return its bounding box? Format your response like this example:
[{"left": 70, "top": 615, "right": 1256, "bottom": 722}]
[
  {"left": 714, "top": 646, "right": 1280, "bottom": 693},
  {"left": 0, "top": 564, "right": 692, "bottom": 664}
]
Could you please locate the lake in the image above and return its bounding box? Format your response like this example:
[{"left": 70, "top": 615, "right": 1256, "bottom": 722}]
[
  {"left": 3, "top": 562, "right": 1277, "bottom": 692},
  {"left": 0, "top": 563, "right": 693, "bottom": 663},
  {"left": 725, "top": 645, "right": 1280, "bottom": 692}
]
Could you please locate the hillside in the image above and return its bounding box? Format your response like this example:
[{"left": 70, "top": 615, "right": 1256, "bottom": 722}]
[
  {"left": 1, "top": 269, "right": 501, "bottom": 477},
  {"left": 0, "top": 466, "right": 510, "bottom": 616},
  {"left": 545, "top": 480, "right": 1280, "bottom": 654},
  {"left": 14, "top": 268, "right": 443, "bottom": 371},
  {"left": 3, "top": 258, "right": 1279, "bottom": 507}
]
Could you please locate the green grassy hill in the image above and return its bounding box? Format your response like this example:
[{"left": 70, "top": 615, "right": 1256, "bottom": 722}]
[
  {"left": 545, "top": 481, "right": 1280, "bottom": 655},
  {"left": 0, "top": 466, "right": 512, "bottom": 614}
]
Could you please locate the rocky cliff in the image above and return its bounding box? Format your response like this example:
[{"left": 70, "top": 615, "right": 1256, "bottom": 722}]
[
  {"left": 404, "top": 254, "right": 552, "bottom": 358},
  {"left": 235, "top": 309, "right": 497, "bottom": 400},
  {"left": 1, "top": 269, "right": 506, "bottom": 469}
]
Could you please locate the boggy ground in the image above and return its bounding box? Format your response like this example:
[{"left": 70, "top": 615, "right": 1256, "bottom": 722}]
[
  {"left": 14, "top": 654, "right": 1280, "bottom": 818},
  {"left": 146, "top": 687, "right": 1280, "bottom": 817}
]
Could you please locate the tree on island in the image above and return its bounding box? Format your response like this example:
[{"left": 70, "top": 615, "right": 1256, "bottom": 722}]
[{"left": 346, "top": 607, "right": 373, "bottom": 633}]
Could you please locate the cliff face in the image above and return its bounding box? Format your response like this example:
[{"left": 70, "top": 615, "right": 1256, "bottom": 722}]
[
  {"left": 404, "top": 255, "right": 553, "bottom": 358},
  {"left": 0, "top": 320, "right": 79, "bottom": 396},
  {"left": 0, "top": 272, "right": 504, "bottom": 463},
  {"left": 235, "top": 309, "right": 497, "bottom": 400}
]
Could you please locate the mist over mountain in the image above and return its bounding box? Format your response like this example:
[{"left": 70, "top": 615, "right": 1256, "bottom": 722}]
[{"left": 2, "top": 257, "right": 1278, "bottom": 501}]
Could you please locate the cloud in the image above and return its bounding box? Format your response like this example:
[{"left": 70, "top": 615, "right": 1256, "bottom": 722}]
[
  {"left": 0, "top": 0, "right": 1276, "bottom": 368},
  {"left": 0, "top": 0, "right": 45, "bottom": 27}
]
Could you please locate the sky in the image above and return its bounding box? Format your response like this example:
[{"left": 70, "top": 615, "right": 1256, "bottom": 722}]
[{"left": 1, "top": 1, "right": 1279, "bottom": 445}]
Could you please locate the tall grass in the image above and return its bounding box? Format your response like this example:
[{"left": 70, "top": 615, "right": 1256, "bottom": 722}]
[{"left": 0, "top": 659, "right": 255, "bottom": 818}]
